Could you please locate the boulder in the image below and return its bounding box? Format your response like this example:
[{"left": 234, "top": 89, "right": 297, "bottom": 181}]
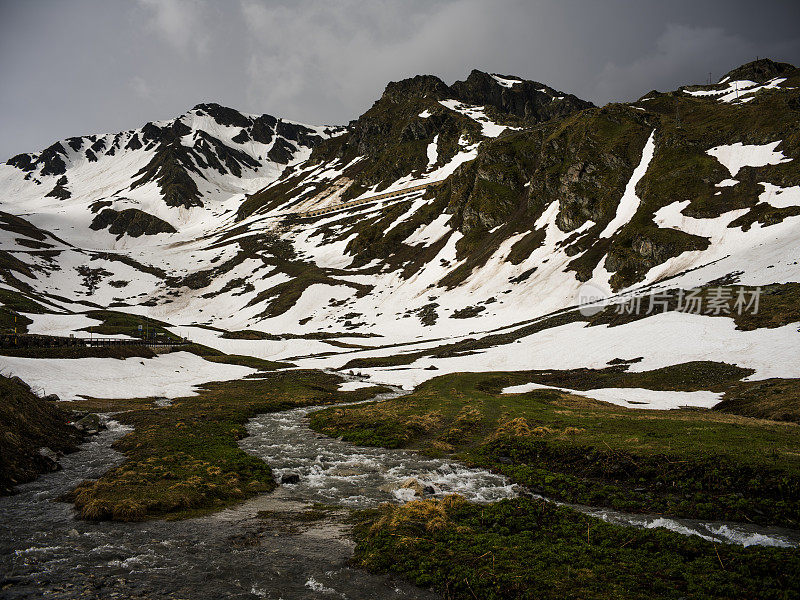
[
  {"left": 399, "top": 477, "right": 426, "bottom": 497},
  {"left": 73, "top": 413, "right": 104, "bottom": 435},
  {"left": 280, "top": 473, "right": 300, "bottom": 485},
  {"left": 38, "top": 447, "right": 61, "bottom": 472}
]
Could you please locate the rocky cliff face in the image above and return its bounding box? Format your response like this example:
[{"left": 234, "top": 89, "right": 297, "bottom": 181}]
[
  {"left": 325, "top": 60, "right": 800, "bottom": 293},
  {"left": 4, "top": 102, "right": 337, "bottom": 219},
  {"left": 239, "top": 70, "right": 594, "bottom": 219}
]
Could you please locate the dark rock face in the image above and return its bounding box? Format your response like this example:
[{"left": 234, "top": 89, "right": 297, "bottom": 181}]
[
  {"left": 72, "top": 413, "right": 105, "bottom": 435},
  {"left": 381, "top": 75, "right": 451, "bottom": 103},
  {"left": 131, "top": 141, "right": 203, "bottom": 209},
  {"left": 0, "top": 375, "right": 82, "bottom": 494},
  {"left": 8, "top": 102, "right": 324, "bottom": 219},
  {"left": 251, "top": 114, "right": 278, "bottom": 144},
  {"left": 45, "top": 175, "right": 71, "bottom": 199},
  {"left": 280, "top": 473, "right": 300, "bottom": 484},
  {"left": 232, "top": 129, "right": 250, "bottom": 144},
  {"left": 141, "top": 122, "right": 163, "bottom": 145},
  {"left": 450, "top": 69, "right": 594, "bottom": 121},
  {"left": 723, "top": 58, "right": 796, "bottom": 83},
  {"left": 443, "top": 103, "right": 651, "bottom": 236},
  {"left": 6, "top": 153, "right": 36, "bottom": 172},
  {"left": 90, "top": 207, "right": 177, "bottom": 238},
  {"left": 37, "top": 447, "right": 61, "bottom": 472},
  {"left": 91, "top": 138, "right": 106, "bottom": 153},
  {"left": 291, "top": 68, "right": 595, "bottom": 212},
  {"left": 37, "top": 142, "right": 68, "bottom": 176},
  {"left": 276, "top": 121, "right": 323, "bottom": 147},
  {"left": 268, "top": 138, "right": 297, "bottom": 164},
  {"left": 194, "top": 102, "right": 252, "bottom": 128},
  {"left": 193, "top": 131, "right": 261, "bottom": 177},
  {"left": 125, "top": 133, "right": 143, "bottom": 151}
]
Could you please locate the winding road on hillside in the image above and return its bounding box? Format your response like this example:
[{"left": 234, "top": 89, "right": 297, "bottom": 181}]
[{"left": 296, "top": 180, "right": 442, "bottom": 218}]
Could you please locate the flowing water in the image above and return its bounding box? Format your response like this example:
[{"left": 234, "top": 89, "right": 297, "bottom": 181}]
[
  {"left": 1, "top": 389, "right": 798, "bottom": 599},
  {"left": 239, "top": 390, "right": 518, "bottom": 506}
]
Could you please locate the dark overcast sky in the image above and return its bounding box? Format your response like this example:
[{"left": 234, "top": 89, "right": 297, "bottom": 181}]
[{"left": 2, "top": 0, "right": 799, "bottom": 160}]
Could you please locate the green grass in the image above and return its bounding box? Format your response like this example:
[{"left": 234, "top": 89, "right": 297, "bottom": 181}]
[
  {"left": 315, "top": 367, "right": 800, "bottom": 598},
  {"left": 352, "top": 495, "right": 800, "bottom": 600},
  {"left": 0, "top": 288, "right": 50, "bottom": 333},
  {"left": 311, "top": 371, "right": 800, "bottom": 527},
  {"left": 199, "top": 353, "right": 291, "bottom": 371},
  {"left": 716, "top": 378, "right": 800, "bottom": 422},
  {"left": 65, "top": 370, "right": 387, "bottom": 521},
  {"left": 81, "top": 309, "right": 180, "bottom": 340}
]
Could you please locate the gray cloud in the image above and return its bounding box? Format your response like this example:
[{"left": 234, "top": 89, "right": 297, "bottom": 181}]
[
  {"left": 138, "top": 0, "right": 212, "bottom": 56},
  {"left": 1, "top": 0, "right": 799, "bottom": 160}
]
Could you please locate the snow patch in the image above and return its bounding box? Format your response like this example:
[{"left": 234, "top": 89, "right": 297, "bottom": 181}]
[
  {"left": 0, "top": 351, "right": 256, "bottom": 401},
  {"left": 599, "top": 131, "right": 656, "bottom": 238},
  {"left": 707, "top": 141, "right": 791, "bottom": 177},
  {"left": 490, "top": 74, "right": 521, "bottom": 88}
]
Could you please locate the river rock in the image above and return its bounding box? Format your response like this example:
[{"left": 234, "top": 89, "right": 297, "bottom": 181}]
[
  {"left": 38, "top": 447, "right": 61, "bottom": 471},
  {"left": 329, "top": 466, "right": 362, "bottom": 477},
  {"left": 281, "top": 473, "right": 300, "bottom": 485},
  {"left": 73, "top": 413, "right": 103, "bottom": 435},
  {"left": 399, "top": 477, "right": 426, "bottom": 496},
  {"left": 43, "top": 393, "right": 60, "bottom": 402}
]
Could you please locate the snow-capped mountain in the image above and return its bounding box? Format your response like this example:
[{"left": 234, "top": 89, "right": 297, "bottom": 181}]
[
  {"left": 1, "top": 60, "right": 799, "bottom": 405},
  {"left": 3, "top": 102, "right": 342, "bottom": 242}
]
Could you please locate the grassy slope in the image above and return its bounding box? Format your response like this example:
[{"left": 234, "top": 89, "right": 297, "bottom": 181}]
[
  {"left": 0, "top": 345, "right": 157, "bottom": 359},
  {"left": 311, "top": 371, "right": 800, "bottom": 527}
]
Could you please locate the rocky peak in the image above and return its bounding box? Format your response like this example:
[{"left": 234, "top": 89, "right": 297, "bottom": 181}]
[
  {"left": 191, "top": 103, "right": 253, "bottom": 128},
  {"left": 450, "top": 69, "right": 594, "bottom": 122},
  {"left": 723, "top": 58, "right": 796, "bottom": 83},
  {"left": 381, "top": 75, "right": 451, "bottom": 103}
]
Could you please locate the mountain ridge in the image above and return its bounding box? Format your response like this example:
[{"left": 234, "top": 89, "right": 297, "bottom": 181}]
[{"left": 0, "top": 59, "right": 799, "bottom": 404}]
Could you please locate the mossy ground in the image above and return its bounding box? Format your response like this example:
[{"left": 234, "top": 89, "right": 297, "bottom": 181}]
[
  {"left": 65, "top": 370, "right": 386, "bottom": 522},
  {"left": 352, "top": 494, "right": 800, "bottom": 600},
  {"left": 0, "top": 345, "right": 156, "bottom": 359},
  {"left": 0, "top": 288, "right": 49, "bottom": 333},
  {"left": 311, "top": 370, "right": 800, "bottom": 526}
]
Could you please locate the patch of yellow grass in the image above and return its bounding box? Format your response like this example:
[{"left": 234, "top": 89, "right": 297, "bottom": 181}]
[
  {"left": 406, "top": 410, "right": 443, "bottom": 432},
  {"left": 494, "top": 416, "right": 534, "bottom": 438},
  {"left": 370, "top": 495, "right": 469, "bottom": 537}
]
